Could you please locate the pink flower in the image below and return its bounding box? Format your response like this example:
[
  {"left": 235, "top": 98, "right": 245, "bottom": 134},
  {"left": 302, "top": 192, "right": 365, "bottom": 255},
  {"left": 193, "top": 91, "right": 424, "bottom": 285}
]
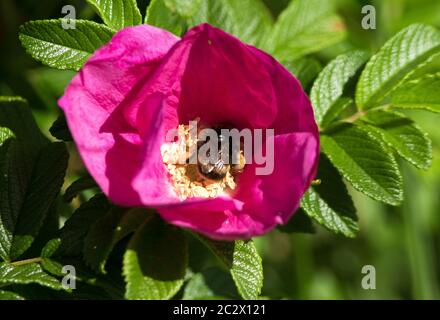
[{"left": 59, "top": 23, "right": 319, "bottom": 240}]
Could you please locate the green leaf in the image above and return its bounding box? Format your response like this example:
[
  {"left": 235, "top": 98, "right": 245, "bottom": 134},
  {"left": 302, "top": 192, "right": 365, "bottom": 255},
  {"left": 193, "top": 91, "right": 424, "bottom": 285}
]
[
  {"left": 40, "top": 239, "right": 124, "bottom": 298},
  {"left": 147, "top": 0, "right": 273, "bottom": 44},
  {"left": 0, "top": 289, "right": 25, "bottom": 300},
  {"left": 195, "top": 235, "right": 263, "bottom": 300},
  {"left": 49, "top": 115, "right": 72, "bottom": 141},
  {"left": 301, "top": 155, "right": 358, "bottom": 237},
  {"left": 27, "top": 68, "right": 75, "bottom": 108},
  {"left": 0, "top": 261, "right": 65, "bottom": 291},
  {"left": 41, "top": 239, "right": 62, "bottom": 258},
  {"left": 87, "top": 0, "right": 142, "bottom": 30},
  {"left": 311, "top": 51, "right": 369, "bottom": 126},
  {"left": 0, "top": 97, "right": 55, "bottom": 261},
  {"left": 183, "top": 267, "right": 239, "bottom": 300},
  {"left": 391, "top": 73, "right": 440, "bottom": 113},
  {"left": 321, "top": 97, "right": 354, "bottom": 128},
  {"left": 1, "top": 134, "right": 67, "bottom": 261},
  {"left": 146, "top": 0, "right": 186, "bottom": 36},
  {"left": 0, "top": 97, "right": 47, "bottom": 148},
  {"left": 321, "top": 124, "right": 403, "bottom": 205},
  {"left": 0, "top": 141, "right": 33, "bottom": 261},
  {"left": 264, "top": 0, "right": 346, "bottom": 60},
  {"left": 123, "top": 216, "right": 188, "bottom": 300},
  {"left": 8, "top": 143, "right": 68, "bottom": 260},
  {"left": 56, "top": 194, "right": 111, "bottom": 257},
  {"left": 0, "top": 128, "right": 14, "bottom": 149},
  {"left": 302, "top": 189, "right": 358, "bottom": 237},
  {"left": 164, "top": 0, "right": 202, "bottom": 18},
  {"left": 0, "top": 140, "right": 32, "bottom": 259},
  {"left": 63, "top": 176, "right": 98, "bottom": 202},
  {"left": 84, "top": 208, "right": 150, "bottom": 273},
  {"left": 283, "top": 58, "right": 322, "bottom": 90},
  {"left": 189, "top": 0, "right": 273, "bottom": 47},
  {"left": 19, "top": 19, "right": 114, "bottom": 71},
  {"left": 0, "top": 127, "right": 14, "bottom": 180},
  {"left": 358, "top": 111, "right": 432, "bottom": 169},
  {"left": 356, "top": 24, "right": 440, "bottom": 109},
  {"left": 278, "top": 208, "right": 315, "bottom": 234}
]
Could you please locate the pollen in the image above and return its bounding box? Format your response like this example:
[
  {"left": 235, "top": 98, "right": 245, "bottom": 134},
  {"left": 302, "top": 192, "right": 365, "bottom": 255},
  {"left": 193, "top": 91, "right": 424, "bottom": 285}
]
[{"left": 161, "top": 122, "right": 237, "bottom": 200}]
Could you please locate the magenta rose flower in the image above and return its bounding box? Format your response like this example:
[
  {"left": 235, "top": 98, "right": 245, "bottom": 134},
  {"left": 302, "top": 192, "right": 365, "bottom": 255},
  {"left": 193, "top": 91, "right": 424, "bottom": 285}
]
[{"left": 58, "top": 23, "right": 319, "bottom": 240}]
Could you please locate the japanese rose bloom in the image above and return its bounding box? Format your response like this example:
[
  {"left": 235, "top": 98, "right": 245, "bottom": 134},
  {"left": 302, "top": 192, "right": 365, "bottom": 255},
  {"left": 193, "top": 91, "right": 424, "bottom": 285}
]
[{"left": 58, "top": 23, "right": 319, "bottom": 240}]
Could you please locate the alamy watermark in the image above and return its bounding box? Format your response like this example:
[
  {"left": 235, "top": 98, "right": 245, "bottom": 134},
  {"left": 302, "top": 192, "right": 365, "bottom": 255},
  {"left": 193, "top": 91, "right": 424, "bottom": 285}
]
[
  {"left": 362, "top": 5, "right": 376, "bottom": 30},
  {"left": 361, "top": 265, "right": 376, "bottom": 290},
  {"left": 165, "top": 121, "right": 275, "bottom": 176},
  {"left": 61, "top": 5, "right": 76, "bottom": 29},
  {"left": 61, "top": 265, "right": 76, "bottom": 290}
]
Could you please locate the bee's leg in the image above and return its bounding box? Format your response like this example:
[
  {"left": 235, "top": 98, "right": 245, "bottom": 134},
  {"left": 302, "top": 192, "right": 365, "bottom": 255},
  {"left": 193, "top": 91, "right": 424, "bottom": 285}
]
[{"left": 231, "top": 152, "right": 246, "bottom": 174}]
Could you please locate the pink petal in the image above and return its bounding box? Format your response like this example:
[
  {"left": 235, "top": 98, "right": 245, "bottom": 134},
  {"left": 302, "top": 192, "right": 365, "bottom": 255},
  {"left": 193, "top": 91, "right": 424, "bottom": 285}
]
[
  {"left": 58, "top": 25, "right": 179, "bottom": 206},
  {"left": 158, "top": 133, "right": 318, "bottom": 240},
  {"left": 233, "top": 132, "right": 319, "bottom": 232},
  {"left": 130, "top": 24, "right": 279, "bottom": 206},
  {"left": 248, "top": 46, "right": 318, "bottom": 135},
  {"left": 157, "top": 198, "right": 253, "bottom": 241},
  {"left": 130, "top": 31, "right": 197, "bottom": 205},
  {"left": 177, "top": 24, "right": 277, "bottom": 129}
]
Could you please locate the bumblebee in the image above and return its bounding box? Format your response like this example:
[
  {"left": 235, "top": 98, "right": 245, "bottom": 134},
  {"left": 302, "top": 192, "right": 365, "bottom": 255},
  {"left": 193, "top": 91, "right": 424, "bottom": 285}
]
[{"left": 196, "top": 126, "right": 245, "bottom": 181}]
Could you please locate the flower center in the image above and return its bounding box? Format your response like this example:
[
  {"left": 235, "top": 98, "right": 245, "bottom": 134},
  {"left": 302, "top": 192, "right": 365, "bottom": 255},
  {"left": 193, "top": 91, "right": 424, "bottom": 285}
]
[{"left": 161, "top": 120, "right": 245, "bottom": 200}]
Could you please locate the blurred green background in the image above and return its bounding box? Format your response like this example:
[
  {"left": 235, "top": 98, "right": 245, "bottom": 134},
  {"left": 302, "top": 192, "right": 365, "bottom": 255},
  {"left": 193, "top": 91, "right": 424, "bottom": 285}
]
[{"left": 1, "top": 0, "right": 439, "bottom": 299}]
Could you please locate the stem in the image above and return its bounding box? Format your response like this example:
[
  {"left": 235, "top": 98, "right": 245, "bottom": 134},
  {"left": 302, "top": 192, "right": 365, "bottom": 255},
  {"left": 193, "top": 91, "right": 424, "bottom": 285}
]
[
  {"left": 9, "top": 257, "right": 42, "bottom": 267},
  {"left": 345, "top": 104, "right": 392, "bottom": 123},
  {"left": 319, "top": 104, "right": 392, "bottom": 133},
  {"left": 0, "top": 257, "right": 44, "bottom": 289},
  {"left": 344, "top": 110, "right": 366, "bottom": 123}
]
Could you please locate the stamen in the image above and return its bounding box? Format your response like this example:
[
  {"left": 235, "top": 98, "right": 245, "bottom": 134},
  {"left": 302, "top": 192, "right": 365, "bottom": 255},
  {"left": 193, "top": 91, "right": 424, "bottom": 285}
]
[{"left": 161, "top": 122, "right": 241, "bottom": 200}]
